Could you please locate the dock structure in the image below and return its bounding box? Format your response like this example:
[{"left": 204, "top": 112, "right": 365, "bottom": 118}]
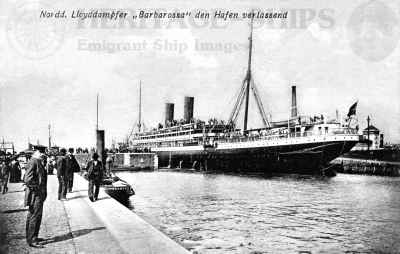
[
  {"left": 75, "top": 153, "right": 158, "bottom": 171},
  {"left": 331, "top": 157, "right": 400, "bottom": 176},
  {"left": 0, "top": 174, "right": 189, "bottom": 254}
]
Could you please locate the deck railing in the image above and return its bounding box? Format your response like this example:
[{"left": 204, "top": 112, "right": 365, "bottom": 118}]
[
  {"left": 134, "top": 127, "right": 359, "bottom": 149},
  {"left": 212, "top": 128, "right": 358, "bottom": 144}
]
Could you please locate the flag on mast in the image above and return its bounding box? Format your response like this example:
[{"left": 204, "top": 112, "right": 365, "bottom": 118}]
[{"left": 347, "top": 101, "right": 358, "bottom": 117}]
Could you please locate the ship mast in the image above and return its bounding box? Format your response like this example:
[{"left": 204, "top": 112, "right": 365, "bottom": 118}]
[
  {"left": 127, "top": 80, "right": 143, "bottom": 142},
  {"left": 228, "top": 14, "right": 270, "bottom": 131},
  {"left": 243, "top": 15, "right": 254, "bottom": 132},
  {"left": 138, "top": 80, "right": 142, "bottom": 132},
  {"left": 96, "top": 93, "right": 99, "bottom": 130},
  {"left": 48, "top": 124, "right": 51, "bottom": 150}
]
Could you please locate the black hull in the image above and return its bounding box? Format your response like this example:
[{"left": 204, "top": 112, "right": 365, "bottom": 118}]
[{"left": 155, "top": 141, "right": 358, "bottom": 175}]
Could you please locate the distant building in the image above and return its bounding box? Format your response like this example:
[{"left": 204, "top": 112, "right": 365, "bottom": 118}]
[
  {"left": 352, "top": 125, "right": 384, "bottom": 151},
  {"left": 29, "top": 143, "right": 47, "bottom": 151}
]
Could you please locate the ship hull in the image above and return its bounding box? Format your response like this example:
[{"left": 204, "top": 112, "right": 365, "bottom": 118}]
[{"left": 154, "top": 140, "right": 358, "bottom": 175}]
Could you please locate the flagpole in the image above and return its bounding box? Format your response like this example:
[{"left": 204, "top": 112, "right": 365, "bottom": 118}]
[{"left": 96, "top": 93, "right": 99, "bottom": 130}]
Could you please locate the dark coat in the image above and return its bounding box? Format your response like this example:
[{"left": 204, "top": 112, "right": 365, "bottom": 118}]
[
  {"left": 86, "top": 160, "right": 103, "bottom": 181},
  {"left": 65, "top": 154, "right": 80, "bottom": 176},
  {"left": 24, "top": 157, "right": 47, "bottom": 204},
  {"left": 57, "top": 156, "right": 67, "bottom": 179},
  {"left": 1, "top": 164, "right": 11, "bottom": 180},
  {"left": 9, "top": 161, "right": 20, "bottom": 182}
]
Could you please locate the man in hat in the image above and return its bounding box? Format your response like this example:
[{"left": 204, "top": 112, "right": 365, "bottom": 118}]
[
  {"left": 57, "top": 148, "right": 67, "bottom": 200},
  {"left": 24, "top": 148, "right": 47, "bottom": 248},
  {"left": 10, "top": 158, "right": 21, "bottom": 182},
  {"left": 86, "top": 153, "right": 103, "bottom": 202},
  {"left": 65, "top": 148, "right": 80, "bottom": 192},
  {"left": 105, "top": 154, "right": 114, "bottom": 177},
  {"left": 0, "top": 159, "right": 11, "bottom": 194}
]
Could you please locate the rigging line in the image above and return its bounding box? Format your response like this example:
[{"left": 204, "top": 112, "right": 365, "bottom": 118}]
[
  {"left": 229, "top": 79, "right": 247, "bottom": 122},
  {"left": 232, "top": 83, "right": 247, "bottom": 124},
  {"left": 231, "top": 81, "right": 246, "bottom": 123},
  {"left": 233, "top": 81, "right": 247, "bottom": 119},
  {"left": 228, "top": 76, "right": 246, "bottom": 106},
  {"left": 232, "top": 79, "right": 246, "bottom": 115},
  {"left": 251, "top": 86, "right": 268, "bottom": 126},
  {"left": 250, "top": 79, "right": 270, "bottom": 127},
  {"left": 127, "top": 126, "right": 135, "bottom": 141}
]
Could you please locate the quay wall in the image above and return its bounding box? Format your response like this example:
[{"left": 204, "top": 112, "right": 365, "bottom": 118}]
[
  {"left": 331, "top": 158, "right": 400, "bottom": 176},
  {"left": 75, "top": 153, "right": 157, "bottom": 170},
  {"left": 343, "top": 149, "right": 400, "bottom": 162},
  {"left": 71, "top": 174, "right": 189, "bottom": 254},
  {"left": 0, "top": 172, "right": 189, "bottom": 253}
]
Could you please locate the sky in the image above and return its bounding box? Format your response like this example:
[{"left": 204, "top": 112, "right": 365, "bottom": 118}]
[{"left": 0, "top": 0, "right": 399, "bottom": 152}]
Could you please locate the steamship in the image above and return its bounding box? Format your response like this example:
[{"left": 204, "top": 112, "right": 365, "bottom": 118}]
[{"left": 127, "top": 20, "right": 361, "bottom": 175}]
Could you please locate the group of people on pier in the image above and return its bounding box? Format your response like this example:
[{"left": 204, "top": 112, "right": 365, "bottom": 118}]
[
  {"left": 1, "top": 146, "right": 105, "bottom": 248},
  {"left": 55, "top": 148, "right": 81, "bottom": 200},
  {"left": 0, "top": 158, "right": 22, "bottom": 194}
]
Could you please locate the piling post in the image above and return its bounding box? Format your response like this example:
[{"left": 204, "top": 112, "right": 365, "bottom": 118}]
[
  {"left": 96, "top": 130, "right": 106, "bottom": 167},
  {"left": 291, "top": 86, "right": 297, "bottom": 118}
]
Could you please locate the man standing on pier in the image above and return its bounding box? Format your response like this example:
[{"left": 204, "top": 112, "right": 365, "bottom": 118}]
[
  {"left": 57, "top": 148, "right": 67, "bottom": 200},
  {"left": 86, "top": 153, "right": 103, "bottom": 202},
  {"left": 106, "top": 155, "right": 113, "bottom": 177},
  {"left": 24, "top": 148, "right": 47, "bottom": 248},
  {"left": 10, "top": 158, "right": 21, "bottom": 182},
  {"left": 0, "top": 159, "right": 11, "bottom": 194},
  {"left": 66, "top": 148, "right": 80, "bottom": 193}
]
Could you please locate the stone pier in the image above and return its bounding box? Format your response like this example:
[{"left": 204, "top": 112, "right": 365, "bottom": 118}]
[{"left": 0, "top": 174, "right": 189, "bottom": 254}]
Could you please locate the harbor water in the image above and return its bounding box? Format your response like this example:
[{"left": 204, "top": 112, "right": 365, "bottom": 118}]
[{"left": 117, "top": 171, "right": 400, "bottom": 254}]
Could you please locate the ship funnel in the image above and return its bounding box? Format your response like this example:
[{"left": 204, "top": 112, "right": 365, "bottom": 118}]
[
  {"left": 165, "top": 103, "right": 174, "bottom": 125},
  {"left": 184, "top": 96, "right": 194, "bottom": 122},
  {"left": 291, "top": 86, "right": 297, "bottom": 118}
]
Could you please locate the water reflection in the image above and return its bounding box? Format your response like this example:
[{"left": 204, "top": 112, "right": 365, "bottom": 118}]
[{"left": 117, "top": 172, "right": 400, "bottom": 254}]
